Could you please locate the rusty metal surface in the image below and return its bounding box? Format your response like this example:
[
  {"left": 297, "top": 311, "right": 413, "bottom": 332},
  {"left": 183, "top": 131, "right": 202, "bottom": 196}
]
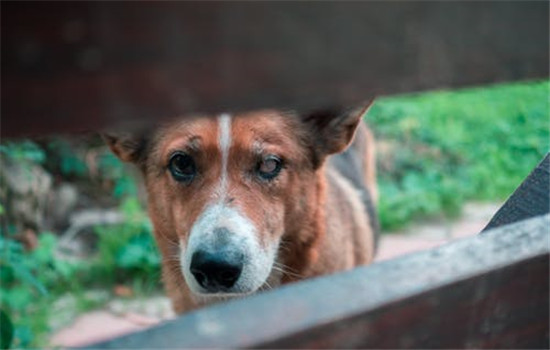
[
  {"left": 483, "top": 153, "right": 550, "bottom": 232},
  {"left": 85, "top": 214, "right": 550, "bottom": 349},
  {"left": 2, "top": 1, "right": 549, "bottom": 137}
]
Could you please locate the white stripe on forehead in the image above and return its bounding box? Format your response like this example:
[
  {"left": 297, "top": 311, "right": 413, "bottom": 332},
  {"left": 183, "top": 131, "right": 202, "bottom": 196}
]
[{"left": 217, "top": 113, "right": 232, "bottom": 196}]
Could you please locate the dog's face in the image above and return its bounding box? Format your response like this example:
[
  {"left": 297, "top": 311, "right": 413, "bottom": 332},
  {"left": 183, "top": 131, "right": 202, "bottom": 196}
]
[{"left": 105, "top": 108, "right": 365, "bottom": 298}]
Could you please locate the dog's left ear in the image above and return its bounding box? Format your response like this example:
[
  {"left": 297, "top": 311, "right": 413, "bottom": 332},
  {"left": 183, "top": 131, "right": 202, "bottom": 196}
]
[{"left": 302, "top": 99, "right": 374, "bottom": 162}]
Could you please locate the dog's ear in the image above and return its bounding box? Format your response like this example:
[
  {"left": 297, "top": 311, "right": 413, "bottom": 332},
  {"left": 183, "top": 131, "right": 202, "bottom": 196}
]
[
  {"left": 301, "top": 100, "right": 374, "bottom": 164},
  {"left": 102, "top": 130, "right": 149, "bottom": 164}
]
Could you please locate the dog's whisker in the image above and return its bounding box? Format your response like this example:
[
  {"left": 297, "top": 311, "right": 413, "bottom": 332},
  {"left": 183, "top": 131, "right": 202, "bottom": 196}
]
[
  {"left": 277, "top": 240, "right": 292, "bottom": 252},
  {"left": 273, "top": 261, "right": 300, "bottom": 274},
  {"left": 272, "top": 266, "right": 294, "bottom": 277},
  {"left": 165, "top": 253, "right": 182, "bottom": 260},
  {"left": 155, "top": 230, "right": 181, "bottom": 249},
  {"left": 272, "top": 263, "right": 303, "bottom": 279},
  {"left": 165, "top": 258, "right": 182, "bottom": 264},
  {"left": 262, "top": 280, "right": 274, "bottom": 291},
  {"left": 165, "top": 265, "right": 188, "bottom": 290}
]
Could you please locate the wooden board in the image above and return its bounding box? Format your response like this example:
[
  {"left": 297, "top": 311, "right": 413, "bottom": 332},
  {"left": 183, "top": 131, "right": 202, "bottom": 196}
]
[
  {"left": 483, "top": 153, "right": 550, "bottom": 231},
  {"left": 2, "top": 1, "right": 548, "bottom": 137},
  {"left": 85, "top": 214, "right": 549, "bottom": 349}
]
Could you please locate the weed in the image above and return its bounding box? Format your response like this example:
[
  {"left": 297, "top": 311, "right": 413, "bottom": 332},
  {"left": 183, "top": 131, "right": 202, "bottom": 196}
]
[{"left": 91, "top": 197, "right": 161, "bottom": 287}]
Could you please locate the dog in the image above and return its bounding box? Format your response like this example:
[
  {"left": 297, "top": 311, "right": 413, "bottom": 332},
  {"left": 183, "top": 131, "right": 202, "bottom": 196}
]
[{"left": 104, "top": 104, "right": 378, "bottom": 313}]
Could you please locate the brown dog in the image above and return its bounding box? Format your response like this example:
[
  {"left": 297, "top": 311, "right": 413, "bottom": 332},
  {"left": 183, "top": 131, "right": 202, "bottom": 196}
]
[{"left": 105, "top": 106, "right": 378, "bottom": 313}]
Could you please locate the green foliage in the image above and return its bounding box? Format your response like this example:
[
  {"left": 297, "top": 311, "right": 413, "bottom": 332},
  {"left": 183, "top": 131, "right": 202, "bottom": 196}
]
[
  {"left": 0, "top": 197, "right": 160, "bottom": 347},
  {"left": 366, "top": 80, "right": 549, "bottom": 230},
  {"left": 0, "top": 132, "right": 160, "bottom": 347},
  {"left": 45, "top": 139, "right": 88, "bottom": 178},
  {"left": 0, "top": 141, "right": 46, "bottom": 164},
  {"left": 97, "top": 152, "right": 124, "bottom": 180},
  {"left": 0, "top": 232, "right": 83, "bottom": 347},
  {"left": 1, "top": 309, "right": 14, "bottom": 349},
  {"left": 0, "top": 138, "right": 152, "bottom": 347},
  {"left": 0, "top": 237, "right": 47, "bottom": 296},
  {"left": 97, "top": 150, "right": 138, "bottom": 198},
  {"left": 93, "top": 198, "right": 160, "bottom": 285}
]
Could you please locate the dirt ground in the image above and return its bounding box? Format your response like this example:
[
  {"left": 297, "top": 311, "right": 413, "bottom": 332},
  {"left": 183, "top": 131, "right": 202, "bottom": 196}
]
[{"left": 50, "top": 202, "right": 501, "bottom": 347}]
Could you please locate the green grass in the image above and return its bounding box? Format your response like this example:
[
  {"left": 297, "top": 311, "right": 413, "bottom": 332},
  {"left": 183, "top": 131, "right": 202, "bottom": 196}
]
[{"left": 365, "top": 80, "right": 549, "bottom": 230}]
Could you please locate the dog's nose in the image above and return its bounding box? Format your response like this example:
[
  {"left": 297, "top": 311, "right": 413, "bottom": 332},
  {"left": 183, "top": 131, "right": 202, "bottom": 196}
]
[{"left": 190, "top": 250, "right": 243, "bottom": 291}]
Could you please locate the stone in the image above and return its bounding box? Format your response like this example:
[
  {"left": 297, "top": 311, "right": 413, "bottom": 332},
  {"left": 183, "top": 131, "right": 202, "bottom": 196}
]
[
  {"left": 0, "top": 157, "right": 52, "bottom": 229},
  {"left": 47, "top": 183, "right": 79, "bottom": 229}
]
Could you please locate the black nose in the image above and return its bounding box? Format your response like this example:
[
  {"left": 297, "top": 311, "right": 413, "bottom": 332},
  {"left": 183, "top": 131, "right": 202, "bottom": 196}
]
[{"left": 190, "top": 250, "right": 243, "bottom": 291}]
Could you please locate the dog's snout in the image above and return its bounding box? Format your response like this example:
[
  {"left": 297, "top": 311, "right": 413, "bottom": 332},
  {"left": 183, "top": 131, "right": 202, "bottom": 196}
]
[{"left": 190, "top": 250, "right": 243, "bottom": 291}]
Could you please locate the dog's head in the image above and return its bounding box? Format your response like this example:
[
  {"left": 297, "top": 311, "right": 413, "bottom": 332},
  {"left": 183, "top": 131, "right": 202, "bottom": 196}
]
[{"left": 105, "top": 107, "right": 367, "bottom": 298}]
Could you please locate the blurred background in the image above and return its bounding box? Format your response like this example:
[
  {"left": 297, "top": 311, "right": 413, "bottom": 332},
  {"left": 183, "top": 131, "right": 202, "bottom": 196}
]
[{"left": 1, "top": 2, "right": 549, "bottom": 348}]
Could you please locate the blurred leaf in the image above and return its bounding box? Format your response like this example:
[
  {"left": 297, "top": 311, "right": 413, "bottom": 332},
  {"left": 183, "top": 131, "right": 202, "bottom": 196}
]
[
  {"left": 0, "top": 236, "right": 47, "bottom": 296},
  {"left": 13, "top": 326, "right": 32, "bottom": 348},
  {"left": 114, "top": 177, "right": 137, "bottom": 199},
  {"left": 9, "top": 263, "right": 47, "bottom": 297},
  {"left": 0, "top": 141, "right": 45, "bottom": 164},
  {"left": 1, "top": 287, "right": 34, "bottom": 311},
  {"left": 45, "top": 139, "right": 88, "bottom": 177},
  {"left": 97, "top": 152, "right": 124, "bottom": 179},
  {"left": 0, "top": 309, "right": 13, "bottom": 349},
  {"left": 120, "top": 197, "right": 143, "bottom": 219},
  {"left": 30, "top": 233, "right": 57, "bottom": 265}
]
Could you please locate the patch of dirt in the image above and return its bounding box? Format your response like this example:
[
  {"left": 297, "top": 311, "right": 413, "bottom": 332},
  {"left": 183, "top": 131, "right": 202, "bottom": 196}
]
[
  {"left": 375, "top": 202, "right": 502, "bottom": 261},
  {"left": 50, "top": 295, "right": 174, "bottom": 347}
]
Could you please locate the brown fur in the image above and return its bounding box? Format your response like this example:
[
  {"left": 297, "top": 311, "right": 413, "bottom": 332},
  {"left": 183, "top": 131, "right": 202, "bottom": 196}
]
[{"left": 105, "top": 106, "right": 377, "bottom": 313}]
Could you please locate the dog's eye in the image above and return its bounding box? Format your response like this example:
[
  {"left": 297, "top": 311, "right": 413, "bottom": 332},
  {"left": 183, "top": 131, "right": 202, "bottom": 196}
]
[
  {"left": 169, "top": 152, "right": 196, "bottom": 182},
  {"left": 257, "top": 155, "right": 282, "bottom": 180}
]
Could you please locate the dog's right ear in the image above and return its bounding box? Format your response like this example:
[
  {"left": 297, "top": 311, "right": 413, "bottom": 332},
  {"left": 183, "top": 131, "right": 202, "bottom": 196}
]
[{"left": 102, "top": 131, "right": 148, "bottom": 164}]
